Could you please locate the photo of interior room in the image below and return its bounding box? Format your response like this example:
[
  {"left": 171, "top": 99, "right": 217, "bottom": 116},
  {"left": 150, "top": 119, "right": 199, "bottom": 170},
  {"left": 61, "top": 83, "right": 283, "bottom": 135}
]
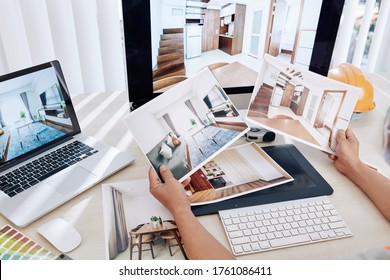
[
  {"left": 125, "top": 68, "right": 248, "bottom": 181},
  {"left": 0, "top": 67, "right": 73, "bottom": 163},
  {"left": 150, "top": 0, "right": 325, "bottom": 93},
  {"left": 185, "top": 142, "right": 293, "bottom": 205},
  {"left": 247, "top": 55, "right": 360, "bottom": 153}
]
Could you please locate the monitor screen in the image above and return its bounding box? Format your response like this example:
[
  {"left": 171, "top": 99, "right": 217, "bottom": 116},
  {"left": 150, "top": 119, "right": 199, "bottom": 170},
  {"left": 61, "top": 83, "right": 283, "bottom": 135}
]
[
  {"left": 0, "top": 61, "right": 80, "bottom": 169},
  {"left": 121, "top": 0, "right": 345, "bottom": 109}
]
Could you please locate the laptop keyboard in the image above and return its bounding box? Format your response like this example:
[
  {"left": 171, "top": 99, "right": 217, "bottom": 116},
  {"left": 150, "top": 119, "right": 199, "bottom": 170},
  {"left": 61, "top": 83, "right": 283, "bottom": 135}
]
[
  {"left": 219, "top": 196, "right": 353, "bottom": 256},
  {"left": 0, "top": 141, "right": 98, "bottom": 197}
]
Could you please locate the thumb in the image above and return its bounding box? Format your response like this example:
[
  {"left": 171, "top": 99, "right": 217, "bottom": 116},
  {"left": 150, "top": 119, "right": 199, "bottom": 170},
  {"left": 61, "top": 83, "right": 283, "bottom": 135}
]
[
  {"left": 149, "top": 167, "right": 161, "bottom": 191},
  {"left": 345, "top": 128, "right": 358, "bottom": 143},
  {"left": 336, "top": 129, "right": 346, "bottom": 142},
  {"left": 159, "top": 165, "right": 175, "bottom": 181}
]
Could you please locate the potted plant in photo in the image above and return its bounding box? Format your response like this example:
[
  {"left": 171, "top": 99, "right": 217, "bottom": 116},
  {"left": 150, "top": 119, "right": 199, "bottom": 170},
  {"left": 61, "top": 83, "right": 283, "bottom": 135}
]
[
  {"left": 150, "top": 216, "right": 159, "bottom": 227},
  {"left": 189, "top": 118, "right": 197, "bottom": 126},
  {"left": 20, "top": 111, "right": 26, "bottom": 121}
]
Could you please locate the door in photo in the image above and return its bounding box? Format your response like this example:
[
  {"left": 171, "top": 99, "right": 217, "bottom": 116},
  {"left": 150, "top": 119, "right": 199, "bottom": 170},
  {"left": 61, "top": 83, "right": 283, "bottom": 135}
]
[{"left": 248, "top": 10, "right": 263, "bottom": 58}]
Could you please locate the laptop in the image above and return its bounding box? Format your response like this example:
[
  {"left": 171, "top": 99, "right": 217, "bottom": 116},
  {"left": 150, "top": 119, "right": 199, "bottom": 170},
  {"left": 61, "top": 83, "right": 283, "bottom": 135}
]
[{"left": 0, "top": 61, "right": 134, "bottom": 227}]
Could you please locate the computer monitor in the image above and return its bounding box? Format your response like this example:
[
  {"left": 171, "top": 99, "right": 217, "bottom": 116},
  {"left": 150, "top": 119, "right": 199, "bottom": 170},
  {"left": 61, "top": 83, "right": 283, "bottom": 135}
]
[{"left": 121, "top": 0, "right": 345, "bottom": 109}]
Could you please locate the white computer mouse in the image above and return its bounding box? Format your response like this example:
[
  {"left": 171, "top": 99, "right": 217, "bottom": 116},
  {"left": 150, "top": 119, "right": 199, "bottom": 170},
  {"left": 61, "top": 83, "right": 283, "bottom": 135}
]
[{"left": 38, "top": 218, "right": 81, "bottom": 253}]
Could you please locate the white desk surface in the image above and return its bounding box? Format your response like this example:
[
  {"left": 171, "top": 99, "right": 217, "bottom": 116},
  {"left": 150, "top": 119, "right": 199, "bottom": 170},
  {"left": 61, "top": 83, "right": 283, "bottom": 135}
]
[{"left": 1, "top": 73, "right": 389, "bottom": 260}]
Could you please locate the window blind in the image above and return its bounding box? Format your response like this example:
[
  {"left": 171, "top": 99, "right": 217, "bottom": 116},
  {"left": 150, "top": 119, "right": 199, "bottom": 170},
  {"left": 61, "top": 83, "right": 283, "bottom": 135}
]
[{"left": 0, "top": 0, "right": 126, "bottom": 96}]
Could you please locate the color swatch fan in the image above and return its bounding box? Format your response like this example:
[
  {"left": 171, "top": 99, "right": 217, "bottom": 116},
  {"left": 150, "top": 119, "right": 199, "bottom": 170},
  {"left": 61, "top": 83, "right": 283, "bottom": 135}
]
[{"left": 0, "top": 224, "right": 57, "bottom": 260}]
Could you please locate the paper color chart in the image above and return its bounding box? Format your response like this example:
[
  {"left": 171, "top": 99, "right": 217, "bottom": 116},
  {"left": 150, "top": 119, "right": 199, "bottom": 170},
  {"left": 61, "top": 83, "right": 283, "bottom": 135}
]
[{"left": 0, "top": 225, "right": 57, "bottom": 260}]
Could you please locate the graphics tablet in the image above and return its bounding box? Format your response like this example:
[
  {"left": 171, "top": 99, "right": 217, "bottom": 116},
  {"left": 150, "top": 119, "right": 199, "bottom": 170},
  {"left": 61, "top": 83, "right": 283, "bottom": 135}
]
[{"left": 191, "top": 144, "right": 333, "bottom": 216}]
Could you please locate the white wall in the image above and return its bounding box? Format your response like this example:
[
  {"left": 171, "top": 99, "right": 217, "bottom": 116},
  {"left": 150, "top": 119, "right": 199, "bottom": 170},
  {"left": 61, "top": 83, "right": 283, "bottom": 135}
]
[
  {"left": 162, "top": 2, "right": 185, "bottom": 28},
  {"left": 0, "top": 34, "right": 8, "bottom": 74},
  {"left": 28, "top": 68, "right": 60, "bottom": 118},
  {"left": 242, "top": 1, "right": 270, "bottom": 58},
  {"left": 281, "top": 0, "right": 301, "bottom": 50},
  {"left": 294, "top": 0, "right": 322, "bottom": 68},
  {"left": 150, "top": 0, "right": 164, "bottom": 68}
]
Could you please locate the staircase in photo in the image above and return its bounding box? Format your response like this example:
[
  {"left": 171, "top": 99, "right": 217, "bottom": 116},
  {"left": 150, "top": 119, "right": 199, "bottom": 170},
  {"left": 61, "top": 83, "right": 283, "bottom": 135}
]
[
  {"left": 248, "top": 84, "right": 273, "bottom": 117},
  {"left": 153, "top": 28, "right": 186, "bottom": 90}
]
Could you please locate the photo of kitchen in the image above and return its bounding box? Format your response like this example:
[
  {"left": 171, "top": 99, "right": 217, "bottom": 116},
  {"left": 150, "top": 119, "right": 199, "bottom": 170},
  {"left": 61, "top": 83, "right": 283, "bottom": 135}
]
[{"left": 150, "top": 0, "right": 325, "bottom": 93}]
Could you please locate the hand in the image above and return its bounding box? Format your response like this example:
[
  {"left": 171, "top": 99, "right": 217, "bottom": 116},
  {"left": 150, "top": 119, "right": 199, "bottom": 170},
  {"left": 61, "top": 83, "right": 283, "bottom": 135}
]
[
  {"left": 328, "top": 128, "right": 362, "bottom": 176},
  {"left": 149, "top": 165, "right": 191, "bottom": 216}
]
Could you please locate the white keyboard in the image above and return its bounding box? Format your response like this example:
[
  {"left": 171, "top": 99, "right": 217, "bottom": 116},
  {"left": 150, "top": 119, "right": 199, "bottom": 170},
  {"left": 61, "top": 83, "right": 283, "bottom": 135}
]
[{"left": 219, "top": 196, "right": 353, "bottom": 256}]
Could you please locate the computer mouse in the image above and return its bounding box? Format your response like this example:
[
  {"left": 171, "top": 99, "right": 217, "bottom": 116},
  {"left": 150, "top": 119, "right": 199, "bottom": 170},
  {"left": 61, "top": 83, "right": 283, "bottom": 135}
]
[{"left": 37, "top": 218, "right": 81, "bottom": 253}]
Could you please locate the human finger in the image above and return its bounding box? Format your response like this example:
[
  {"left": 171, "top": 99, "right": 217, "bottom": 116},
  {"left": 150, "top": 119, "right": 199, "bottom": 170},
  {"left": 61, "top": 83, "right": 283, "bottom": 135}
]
[
  {"left": 181, "top": 177, "right": 191, "bottom": 187},
  {"left": 336, "top": 129, "right": 346, "bottom": 142},
  {"left": 159, "top": 165, "right": 175, "bottom": 181},
  {"left": 345, "top": 128, "right": 358, "bottom": 143},
  {"left": 328, "top": 153, "right": 337, "bottom": 161},
  {"left": 149, "top": 167, "right": 161, "bottom": 190}
]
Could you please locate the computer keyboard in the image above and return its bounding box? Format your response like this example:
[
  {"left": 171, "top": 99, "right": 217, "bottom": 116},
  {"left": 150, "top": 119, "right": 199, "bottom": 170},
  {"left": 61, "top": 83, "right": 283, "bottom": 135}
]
[
  {"left": 0, "top": 141, "right": 98, "bottom": 198},
  {"left": 219, "top": 196, "right": 352, "bottom": 256}
]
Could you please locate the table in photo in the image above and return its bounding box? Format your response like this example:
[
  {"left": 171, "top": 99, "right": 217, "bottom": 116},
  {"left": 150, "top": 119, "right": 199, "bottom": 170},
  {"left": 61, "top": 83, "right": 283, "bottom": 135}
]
[
  {"left": 187, "top": 126, "right": 218, "bottom": 156},
  {"left": 135, "top": 221, "right": 187, "bottom": 260},
  {"left": 14, "top": 120, "right": 40, "bottom": 149}
]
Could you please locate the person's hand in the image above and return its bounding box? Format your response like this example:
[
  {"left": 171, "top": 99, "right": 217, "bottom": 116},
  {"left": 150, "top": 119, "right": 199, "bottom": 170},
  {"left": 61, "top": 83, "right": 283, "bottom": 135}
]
[
  {"left": 328, "top": 128, "right": 362, "bottom": 176},
  {"left": 149, "top": 165, "right": 191, "bottom": 216}
]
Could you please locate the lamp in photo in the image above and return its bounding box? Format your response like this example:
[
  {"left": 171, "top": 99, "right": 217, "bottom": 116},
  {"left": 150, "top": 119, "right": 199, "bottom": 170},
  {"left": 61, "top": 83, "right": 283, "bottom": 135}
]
[{"left": 328, "top": 63, "right": 375, "bottom": 120}]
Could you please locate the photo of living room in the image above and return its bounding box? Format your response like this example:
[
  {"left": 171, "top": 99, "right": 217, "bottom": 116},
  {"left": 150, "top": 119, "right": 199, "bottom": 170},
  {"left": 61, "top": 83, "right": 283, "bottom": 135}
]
[
  {"left": 246, "top": 55, "right": 361, "bottom": 153},
  {"left": 185, "top": 142, "right": 293, "bottom": 205},
  {"left": 125, "top": 68, "right": 248, "bottom": 181},
  {"left": 0, "top": 67, "right": 73, "bottom": 163}
]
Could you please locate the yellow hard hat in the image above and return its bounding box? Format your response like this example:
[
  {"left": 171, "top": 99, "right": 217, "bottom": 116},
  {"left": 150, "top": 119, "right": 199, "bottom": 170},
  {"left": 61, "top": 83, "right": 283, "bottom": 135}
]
[{"left": 328, "top": 63, "right": 375, "bottom": 113}]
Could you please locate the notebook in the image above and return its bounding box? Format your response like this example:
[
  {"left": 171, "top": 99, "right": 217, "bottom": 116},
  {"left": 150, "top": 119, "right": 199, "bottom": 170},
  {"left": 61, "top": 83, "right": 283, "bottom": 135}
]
[{"left": 0, "top": 61, "right": 134, "bottom": 227}]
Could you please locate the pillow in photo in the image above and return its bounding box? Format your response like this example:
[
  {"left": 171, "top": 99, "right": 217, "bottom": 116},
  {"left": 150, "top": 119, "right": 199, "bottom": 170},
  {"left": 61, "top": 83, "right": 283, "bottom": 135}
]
[
  {"left": 166, "top": 135, "right": 175, "bottom": 148},
  {"left": 171, "top": 134, "right": 181, "bottom": 146},
  {"left": 159, "top": 143, "right": 172, "bottom": 159}
]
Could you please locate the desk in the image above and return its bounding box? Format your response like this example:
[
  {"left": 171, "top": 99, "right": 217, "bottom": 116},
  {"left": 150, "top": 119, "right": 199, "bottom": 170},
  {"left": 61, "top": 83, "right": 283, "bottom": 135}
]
[
  {"left": 212, "top": 61, "right": 257, "bottom": 89},
  {"left": 154, "top": 62, "right": 257, "bottom": 93},
  {"left": 0, "top": 73, "right": 389, "bottom": 260},
  {"left": 135, "top": 222, "right": 187, "bottom": 260}
]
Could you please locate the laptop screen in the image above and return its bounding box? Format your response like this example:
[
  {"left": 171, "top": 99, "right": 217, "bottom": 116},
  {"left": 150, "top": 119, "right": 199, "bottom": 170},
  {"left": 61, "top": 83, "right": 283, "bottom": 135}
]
[{"left": 0, "top": 61, "right": 81, "bottom": 170}]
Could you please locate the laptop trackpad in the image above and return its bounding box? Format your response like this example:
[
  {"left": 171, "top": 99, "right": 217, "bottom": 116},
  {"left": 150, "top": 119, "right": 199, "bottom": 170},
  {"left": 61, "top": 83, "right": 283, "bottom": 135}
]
[{"left": 47, "top": 166, "right": 98, "bottom": 195}]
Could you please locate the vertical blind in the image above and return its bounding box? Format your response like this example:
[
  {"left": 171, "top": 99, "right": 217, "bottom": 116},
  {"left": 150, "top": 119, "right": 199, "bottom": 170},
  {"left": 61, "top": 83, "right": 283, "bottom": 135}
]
[
  {"left": 0, "top": 0, "right": 126, "bottom": 96},
  {"left": 331, "top": 0, "right": 390, "bottom": 73}
]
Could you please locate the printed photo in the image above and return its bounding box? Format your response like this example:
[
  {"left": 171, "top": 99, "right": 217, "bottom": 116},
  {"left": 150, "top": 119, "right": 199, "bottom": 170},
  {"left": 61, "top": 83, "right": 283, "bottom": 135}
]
[
  {"left": 246, "top": 54, "right": 361, "bottom": 153},
  {"left": 147, "top": 0, "right": 336, "bottom": 93},
  {"left": 0, "top": 66, "right": 73, "bottom": 164},
  {"left": 102, "top": 180, "right": 180, "bottom": 260},
  {"left": 124, "top": 68, "right": 249, "bottom": 182},
  {"left": 186, "top": 142, "right": 293, "bottom": 205}
]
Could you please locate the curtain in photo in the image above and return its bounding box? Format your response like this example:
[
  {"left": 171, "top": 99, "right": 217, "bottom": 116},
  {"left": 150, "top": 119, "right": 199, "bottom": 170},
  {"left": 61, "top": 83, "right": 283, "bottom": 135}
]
[
  {"left": 184, "top": 100, "right": 205, "bottom": 125},
  {"left": 203, "top": 95, "right": 212, "bottom": 109},
  {"left": 0, "top": 109, "right": 4, "bottom": 127},
  {"left": 104, "top": 186, "right": 129, "bottom": 260},
  {"left": 163, "top": 113, "right": 180, "bottom": 137},
  {"left": 20, "top": 92, "right": 33, "bottom": 120}
]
